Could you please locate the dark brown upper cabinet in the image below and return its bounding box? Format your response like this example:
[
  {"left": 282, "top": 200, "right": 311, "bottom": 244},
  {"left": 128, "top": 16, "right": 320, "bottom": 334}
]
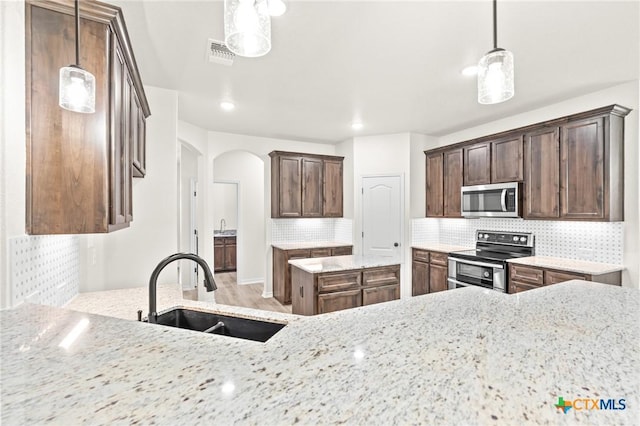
[
  {"left": 463, "top": 142, "right": 491, "bottom": 185},
  {"left": 26, "top": 0, "right": 150, "bottom": 235},
  {"left": 425, "top": 104, "right": 630, "bottom": 222},
  {"left": 491, "top": 135, "right": 524, "bottom": 183},
  {"left": 524, "top": 127, "right": 560, "bottom": 219},
  {"left": 270, "top": 151, "right": 343, "bottom": 218},
  {"left": 425, "top": 152, "right": 444, "bottom": 217}
]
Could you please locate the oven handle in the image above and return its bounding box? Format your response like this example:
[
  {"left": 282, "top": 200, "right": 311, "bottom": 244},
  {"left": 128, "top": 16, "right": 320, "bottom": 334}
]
[
  {"left": 501, "top": 189, "right": 507, "bottom": 212},
  {"left": 448, "top": 278, "right": 474, "bottom": 287},
  {"left": 449, "top": 257, "right": 504, "bottom": 269}
]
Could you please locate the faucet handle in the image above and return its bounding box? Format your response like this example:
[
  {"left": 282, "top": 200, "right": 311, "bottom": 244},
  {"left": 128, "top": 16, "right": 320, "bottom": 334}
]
[{"left": 137, "top": 310, "right": 143, "bottom": 321}]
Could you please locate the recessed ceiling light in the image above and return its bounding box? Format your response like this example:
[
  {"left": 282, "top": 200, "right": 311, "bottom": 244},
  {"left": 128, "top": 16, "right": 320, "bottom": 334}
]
[
  {"left": 461, "top": 65, "right": 478, "bottom": 76},
  {"left": 220, "top": 101, "right": 235, "bottom": 111},
  {"left": 351, "top": 122, "right": 363, "bottom": 130}
]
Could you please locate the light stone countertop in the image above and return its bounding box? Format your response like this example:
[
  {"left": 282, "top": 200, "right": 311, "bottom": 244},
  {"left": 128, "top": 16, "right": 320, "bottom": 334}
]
[
  {"left": 288, "top": 254, "right": 401, "bottom": 273},
  {"left": 411, "top": 243, "right": 472, "bottom": 253},
  {"left": 2, "top": 281, "right": 639, "bottom": 425},
  {"left": 507, "top": 256, "right": 625, "bottom": 275},
  {"left": 272, "top": 241, "right": 352, "bottom": 250}
]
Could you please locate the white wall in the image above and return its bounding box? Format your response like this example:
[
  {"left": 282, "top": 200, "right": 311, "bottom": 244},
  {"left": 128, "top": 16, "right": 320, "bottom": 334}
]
[
  {"left": 212, "top": 183, "right": 238, "bottom": 231},
  {"left": 179, "top": 144, "right": 198, "bottom": 287},
  {"left": 206, "top": 131, "right": 337, "bottom": 296},
  {"left": 86, "top": 86, "right": 181, "bottom": 292},
  {"left": 437, "top": 81, "right": 640, "bottom": 288},
  {"left": 352, "top": 133, "right": 412, "bottom": 298},
  {"left": 213, "top": 152, "right": 262, "bottom": 284}
]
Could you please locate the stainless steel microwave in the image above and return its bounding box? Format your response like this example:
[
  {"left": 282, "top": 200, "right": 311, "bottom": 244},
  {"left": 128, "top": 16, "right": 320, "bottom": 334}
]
[{"left": 461, "top": 182, "right": 521, "bottom": 218}]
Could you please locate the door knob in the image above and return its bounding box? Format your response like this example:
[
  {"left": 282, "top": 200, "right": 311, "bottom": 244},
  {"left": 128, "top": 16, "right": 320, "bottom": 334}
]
[{"left": 393, "top": 243, "right": 399, "bottom": 247}]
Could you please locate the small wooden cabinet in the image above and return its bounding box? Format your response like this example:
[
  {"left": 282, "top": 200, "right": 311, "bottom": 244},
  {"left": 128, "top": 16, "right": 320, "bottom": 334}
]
[
  {"left": 491, "top": 135, "right": 523, "bottom": 183},
  {"left": 524, "top": 127, "right": 560, "bottom": 219},
  {"left": 463, "top": 142, "right": 491, "bottom": 185},
  {"left": 508, "top": 263, "right": 621, "bottom": 294},
  {"left": 425, "top": 152, "right": 444, "bottom": 217},
  {"left": 26, "top": 0, "right": 150, "bottom": 234},
  {"left": 272, "top": 245, "right": 353, "bottom": 304},
  {"left": 214, "top": 236, "right": 236, "bottom": 272},
  {"left": 412, "top": 249, "right": 449, "bottom": 296},
  {"left": 426, "top": 150, "right": 463, "bottom": 218},
  {"left": 270, "top": 151, "right": 344, "bottom": 218},
  {"left": 292, "top": 265, "right": 400, "bottom": 316}
]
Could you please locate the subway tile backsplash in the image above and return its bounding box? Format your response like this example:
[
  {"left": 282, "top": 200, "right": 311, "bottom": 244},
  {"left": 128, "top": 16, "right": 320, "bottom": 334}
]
[
  {"left": 9, "top": 235, "right": 81, "bottom": 307},
  {"left": 272, "top": 218, "right": 353, "bottom": 244},
  {"left": 412, "top": 218, "right": 623, "bottom": 265}
]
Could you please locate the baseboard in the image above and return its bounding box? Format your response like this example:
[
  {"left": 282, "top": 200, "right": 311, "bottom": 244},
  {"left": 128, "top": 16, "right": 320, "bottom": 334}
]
[
  {"left": 238, "top": 277, "right": 264, "bottom": 286},
  {"left": 262, "top": 291, "right": 273, "bottom": 298}
]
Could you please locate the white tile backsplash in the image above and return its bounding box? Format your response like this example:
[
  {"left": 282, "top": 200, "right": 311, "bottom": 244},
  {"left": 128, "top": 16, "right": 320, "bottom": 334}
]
[
  {"left": 412, "top": 218, "right": 623, "bottom": 265},
  {"left": 9, "top": 235, "right": 81, "bottom": 307},
  {"left": 272, "top": 218, "right": 353, "bottom": 244}
]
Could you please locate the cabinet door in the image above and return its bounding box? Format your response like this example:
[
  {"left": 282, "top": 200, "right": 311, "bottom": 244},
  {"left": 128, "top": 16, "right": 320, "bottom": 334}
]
[
  {"left": 362, "top": 284, "right": 399, "bottom": 306},
  {"left": 278, "top": 156, "right": 302, "bottom": 217},
  {"left": 110, "top": 41, "right": 130, "bottom": 227},
  {"left": 429, "top": 264, "right": 448, "bottom": 293},
  {"left": 283, "top": 249, "right": 311, "bottom": 304},
  {"left": 544, "top": 270, "right": 587, "bottom": 285},
  {"left": 310, "top": 248, "right": 332, "bottom": 258},
  {"left": 412, "top": 261, "right": 429, "bottom": 296},
  {"left": 443, "top": 149, "right": 463, "bottom": 217},
  {"left": 225, "top": 242, "right": 237, "bottom": 271},
  {"left": 323, "top": 159, "right": 343, "bottom": 217},
  {"left": 362, "top": 266, "right": 399, "bottom": 288},
  {"left": 318, "top": 289, "right": 361, "bottom": 314},
  {"left": 464, "top": 142, "right": 491, "bottom": 185},
  {"left": 560, "top": 117, "right": 605, "bottom": 220},
  {"left": 302, "top": 157, "right": 323, "bottom": 217},
  {"left": 491, "top": 135, "right": 523, "bottom": 183},
  {"left": 426, "top": 152, "right": 444, "bottom": 217},
  {"left": 509, "top": 264, "right": 543, "bottom": 285},
  {"left": 214, "top": 239, "right": 225, "bottom": 272},
  {"left": 524, "top": 128, "right": 560, "bottom": 218}
]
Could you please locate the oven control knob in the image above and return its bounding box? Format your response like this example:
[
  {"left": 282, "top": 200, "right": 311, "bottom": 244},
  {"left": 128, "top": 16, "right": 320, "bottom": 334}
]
[
  {"left": 513, "top": 236, "right": 519, "bottom": 242},
  {"left": 520, "top": 237, "right": 527, "bottom": 243},
  {"left": 483, "top": 271, "right": 490, "bottom": 278}
]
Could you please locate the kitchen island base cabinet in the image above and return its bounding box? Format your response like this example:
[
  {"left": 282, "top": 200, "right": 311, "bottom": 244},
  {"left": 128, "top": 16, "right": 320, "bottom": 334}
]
[{"left": 292, "top": 265, "right": 400, "bottom": 316}]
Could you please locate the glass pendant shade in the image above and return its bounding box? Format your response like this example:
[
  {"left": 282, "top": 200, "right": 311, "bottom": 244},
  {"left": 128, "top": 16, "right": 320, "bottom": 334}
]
[
  {"left": 267, "top": 0, "right": 286, "bottom": 17},
  {"left": 477, "top": 48, "right": 514, "bottom": 105},
  {"left": 59, "top": 65, "right": 96, "bottom": 113},
  {"left": 225, "top": 0, "right": 271, "bottom": 57}
]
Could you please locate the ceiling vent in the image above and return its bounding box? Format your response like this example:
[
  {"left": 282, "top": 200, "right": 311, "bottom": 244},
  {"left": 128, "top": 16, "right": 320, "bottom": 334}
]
[{"left": 207, "top": 39, "right": 235, "bottom": 66}]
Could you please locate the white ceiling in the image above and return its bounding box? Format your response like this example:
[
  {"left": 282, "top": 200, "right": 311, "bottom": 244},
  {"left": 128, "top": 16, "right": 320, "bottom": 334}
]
[{"left": 112, "top": 0, "right": 639, "bottom": 144}]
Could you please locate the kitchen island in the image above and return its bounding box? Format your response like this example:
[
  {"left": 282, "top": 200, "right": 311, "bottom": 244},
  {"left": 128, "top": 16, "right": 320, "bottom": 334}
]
[{"left": 1, "top": 281, "right": 638, "bottom": 425}]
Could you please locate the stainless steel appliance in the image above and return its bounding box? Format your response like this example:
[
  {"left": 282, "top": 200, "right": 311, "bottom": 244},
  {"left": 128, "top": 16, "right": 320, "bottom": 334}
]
[
  {"left": 448, "top": 230, "right": 534, "bottom": 292},
  {"left": 461, "top": 182, "right": 520, "bottom": 218}
]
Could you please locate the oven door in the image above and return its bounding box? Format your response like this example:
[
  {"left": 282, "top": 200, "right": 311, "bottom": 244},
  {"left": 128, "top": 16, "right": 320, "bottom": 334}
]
[
  {"left": 461, "top": 182, "right": 519, "bottom": 218},
  {"left": 447, "top": 258, "right": 506, "bottom": 292}
]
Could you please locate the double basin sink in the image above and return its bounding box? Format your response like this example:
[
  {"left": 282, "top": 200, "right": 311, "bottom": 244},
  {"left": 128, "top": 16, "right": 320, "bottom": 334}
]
[{"left": 153, "top": 307, "right": 286, "bottom": 343}]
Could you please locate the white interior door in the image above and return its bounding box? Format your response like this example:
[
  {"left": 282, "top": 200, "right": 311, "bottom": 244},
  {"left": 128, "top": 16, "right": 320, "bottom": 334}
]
[{"left": 362, "top": 175, "right": 402, "bottom": 258}]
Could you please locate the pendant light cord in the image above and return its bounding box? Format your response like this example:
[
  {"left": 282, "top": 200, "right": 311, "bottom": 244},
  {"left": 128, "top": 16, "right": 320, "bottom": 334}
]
[
  {"left": 492, "top": 0, "right": 497, "bottom": 49},
  {"left": 75, "top": 0, "right": 80, "bottom": 66}
]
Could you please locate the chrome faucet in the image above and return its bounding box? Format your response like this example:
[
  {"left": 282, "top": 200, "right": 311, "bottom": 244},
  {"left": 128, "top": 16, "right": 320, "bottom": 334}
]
[
  {"left": 147, "top": 253, "right": 217, "bottom": 324},
  {"left": 220, "top": 218, "right": 226, "bottom": 233}
]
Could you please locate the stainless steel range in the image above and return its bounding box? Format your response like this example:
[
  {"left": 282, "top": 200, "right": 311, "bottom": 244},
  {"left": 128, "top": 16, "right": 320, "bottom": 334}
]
[{"left": 448, "top": 230, "right": 534, "bottom": 293}]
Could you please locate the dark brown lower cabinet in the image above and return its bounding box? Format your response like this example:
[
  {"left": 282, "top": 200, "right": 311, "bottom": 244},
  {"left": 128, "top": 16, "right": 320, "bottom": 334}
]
[
  {"left": 292, "top": 265, "right": 400, "bottom": 316},
  {"left": 508, "top": 263, "right": 621, "bottom": 293},
  {"left": 412, "top": 249, "right": 449, "bottom": 296},
  {"left": 214, "top": 237, "right": 236, "bottom": 272},
  {"left": 272, "top": 245, "right": 353, "bottom": 304}
]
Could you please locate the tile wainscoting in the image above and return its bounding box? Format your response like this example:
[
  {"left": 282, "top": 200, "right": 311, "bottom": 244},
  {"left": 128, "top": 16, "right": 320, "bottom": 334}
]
[{"left": 412, "top": 218, "right": 623, "bottom": 265}]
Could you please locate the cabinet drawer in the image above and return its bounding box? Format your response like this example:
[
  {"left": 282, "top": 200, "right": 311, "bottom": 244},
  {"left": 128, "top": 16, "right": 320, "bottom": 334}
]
[
  {"left": 510, "top": 280, "right": 541, "bottom": 293},
  {"left": 214, "top": 238, "right": 224, "bottom": 247},
  {"left": 287, "top": 249, "right": 311, "bottom": 260},
  {"left": 318, "top": 271, "right": 361, "bottom": 293},
  {"left": 430, "top": 252, "right": 448, "bottom": 266},
  {"left": 310, "top": 248, "right": 332, "bottom": 258},
  {"left": 362, "top": 283, "right": 400, "bottom": 306},
  {"left": 318, "top": 289, "right": 362, "bottom": 314},
  {"left": 362, "top": 266, "right": 400, "bottom": 288},
  {"left": 413, "top": 249, "right": 430, "bottom": 262},
  {"left": 223, "top": 237, "right": 236, "bottom": 245},
  {"left": 331, "top": 246, "right": 353, "bottom": 256},
  {"left": 545, "top": 270, "right": 587, "bottom": 285},
  {"left": 510, "top": 265, "right": 543, "bottom": 285}
]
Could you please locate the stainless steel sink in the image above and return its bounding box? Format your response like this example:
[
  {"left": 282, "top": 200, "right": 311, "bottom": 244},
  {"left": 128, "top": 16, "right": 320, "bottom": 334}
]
[
  {"left": 153, "top": 308, "right": 286, "bottom": 342},
  {"left": 214, "top": 230, "right": 236, "bottom": 237}
]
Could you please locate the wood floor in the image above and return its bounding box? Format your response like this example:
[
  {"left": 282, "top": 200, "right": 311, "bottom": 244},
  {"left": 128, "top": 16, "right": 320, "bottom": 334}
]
[{"left": 183, "top": 272, "right": 292, "bottom": 314}]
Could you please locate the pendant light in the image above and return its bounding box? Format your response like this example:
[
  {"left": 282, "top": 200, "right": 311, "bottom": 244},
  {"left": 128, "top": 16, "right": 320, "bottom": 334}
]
[
  {"left": 477, "top": 0, "right": 514, "bottom": 105},
  {"left": 224, "top": 0, "right": 271, "bottom": 58},
  {"left": 267, "top": 0, "right": 286, "bottom": 17},
  {"left": 59, "top": 0, "right": 95, "bottom": 113}
]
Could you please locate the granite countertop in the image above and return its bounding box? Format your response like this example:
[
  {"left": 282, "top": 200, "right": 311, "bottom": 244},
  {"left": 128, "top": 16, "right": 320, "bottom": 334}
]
[
  {"left": 289, "top": 254, "right": 401, "bottom": 273},
  {"left": 2, "top": 281, "right": 639, "bottom": 424},
  {"left": 214, "top": 229, "right": 237, "bottom": 237},
  {"left": 272, "top": 241, "right": 352, "bottom": 250},
  {"left": 411, "top": 243, "right": 472, "bottom": 253},
  {"left": 507, "top": 256, "right": 625, "bottom": 275}
]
